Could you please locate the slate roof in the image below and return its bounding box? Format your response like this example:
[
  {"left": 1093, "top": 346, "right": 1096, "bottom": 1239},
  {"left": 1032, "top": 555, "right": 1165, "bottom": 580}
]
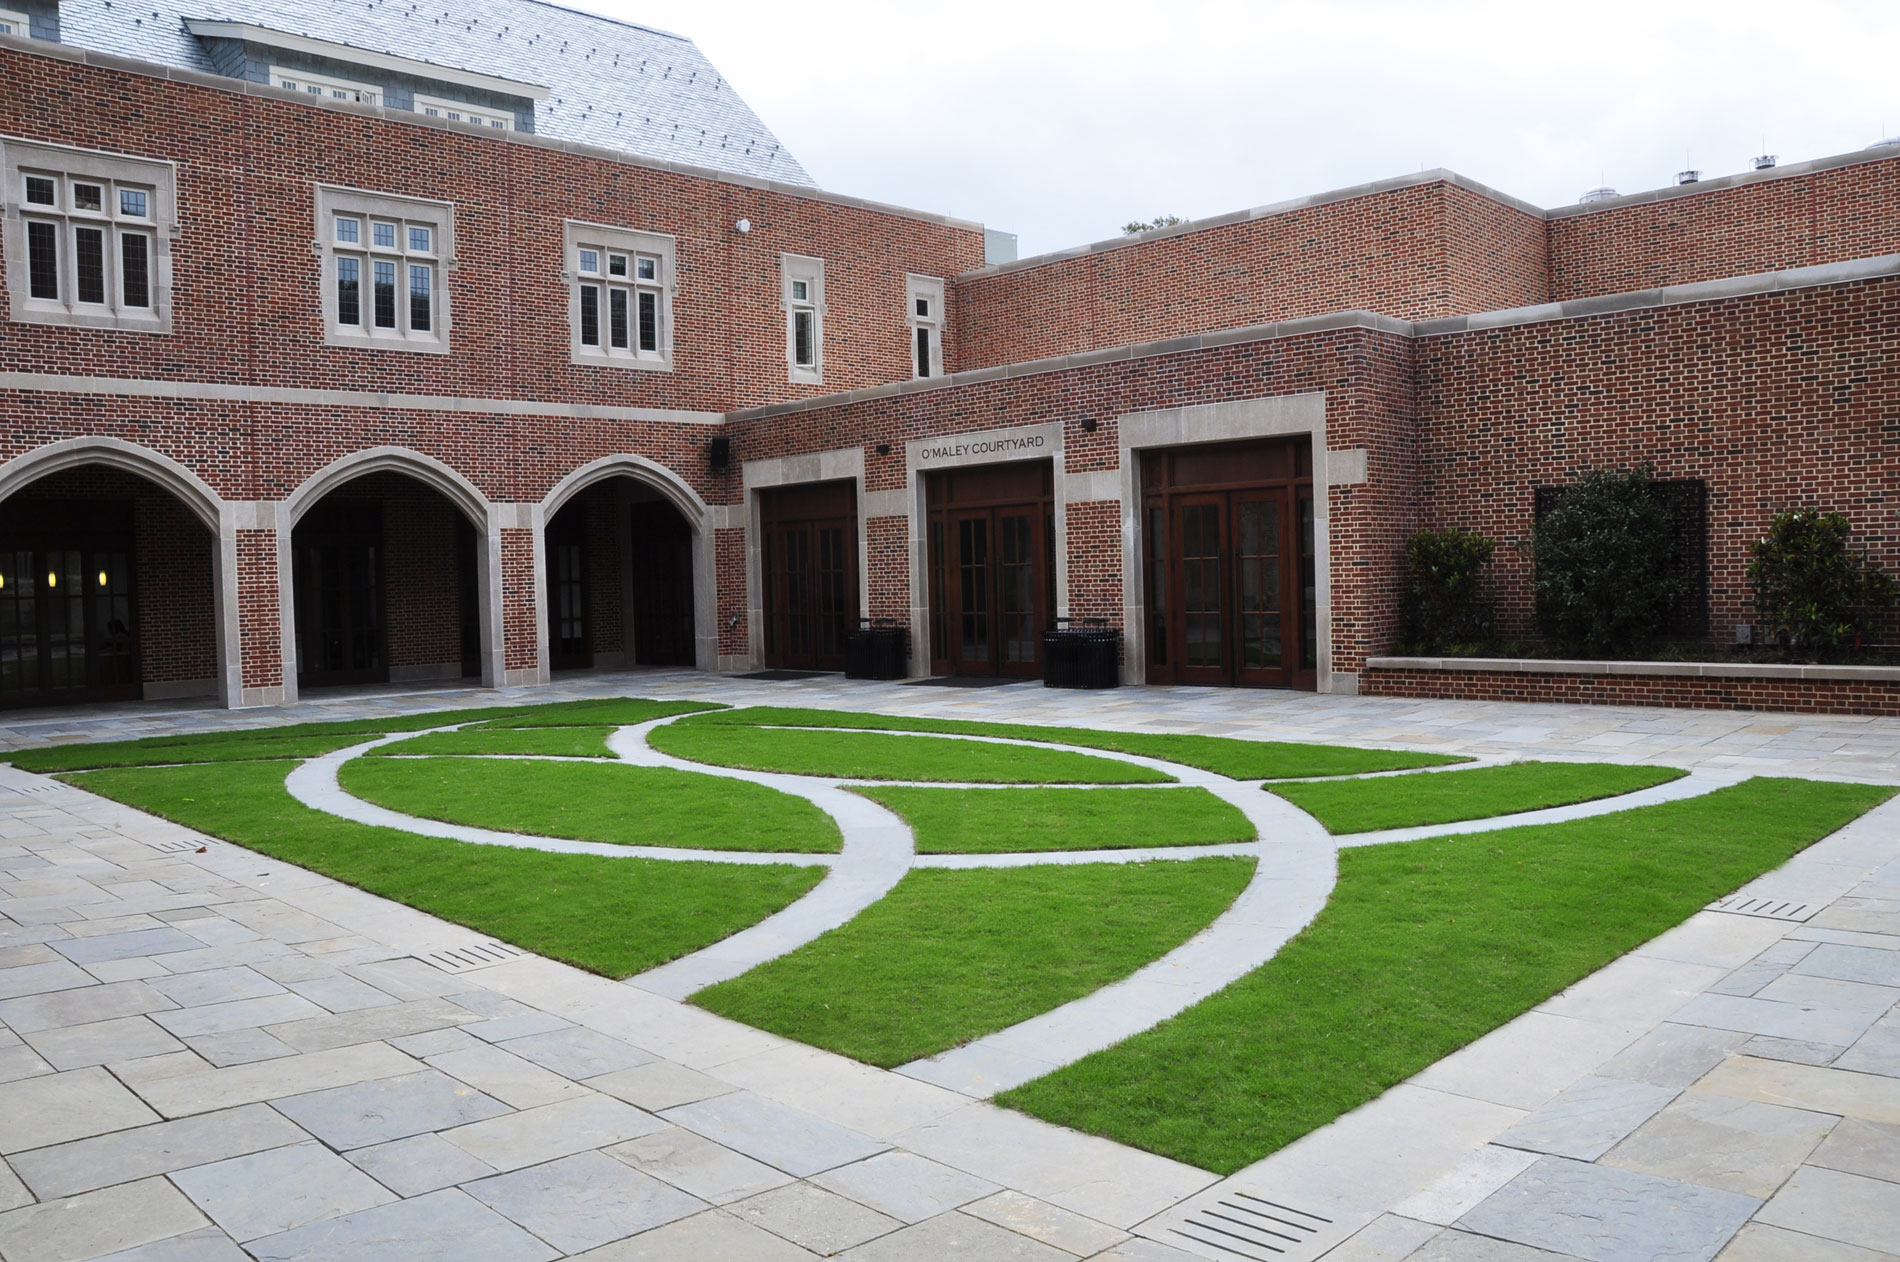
[{"left": 55, "top": 0, "right": 816, "bottom": 186}]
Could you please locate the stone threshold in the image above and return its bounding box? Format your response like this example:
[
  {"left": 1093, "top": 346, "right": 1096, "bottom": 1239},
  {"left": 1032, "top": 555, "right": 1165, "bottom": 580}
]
[{"left": 1366, "top": 656, "right": 1900, "bottom": 684}]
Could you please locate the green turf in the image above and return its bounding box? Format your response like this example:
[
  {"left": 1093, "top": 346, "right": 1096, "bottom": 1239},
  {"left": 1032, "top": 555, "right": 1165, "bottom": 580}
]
[
  {"left": 649, "top": 722, "right": 1173, "bottom": 784},
  {"left": 339, "top": 755, "right": 842, "bottom": 853},
  {"left": 998, "top": 777, "right": 1893, "bottom": 1174},
  {"left": 855, "top": 786, "right": 1254, "bottom": 853},
  {"left": 65, "top": 761, "right": 823, "bottom": 978},
  {"left": 371, "top": 726, "right": 618, "bottom": 759},
  {"left": 1272, "top": 761, "right": 1687, "bottom": 834},
  {"left": 693, "top": 858, "right": 1256, "bottom": 1066},
  {"left": 6, "top": 697, "right": 723, "bottom": 773},
  {"left": 676, "top": 707, "right": 1465, "bottom": 779}
]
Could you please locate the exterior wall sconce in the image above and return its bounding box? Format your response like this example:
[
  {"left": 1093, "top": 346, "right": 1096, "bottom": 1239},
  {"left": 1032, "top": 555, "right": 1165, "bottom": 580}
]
[
  {"left": 875, "top": 443, "right": 891, "bottom": 455},
  {"left": 734, "top": 218, "right": 751, "bottom": 234},
  {"left": 1080, "top": 418, "right": 1099, "bottom": 432}
]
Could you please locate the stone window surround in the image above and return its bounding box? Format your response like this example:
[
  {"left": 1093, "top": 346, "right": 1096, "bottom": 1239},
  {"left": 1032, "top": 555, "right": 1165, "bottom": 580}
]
[
  {"left": 314, "top": 183, "right": 455, "bottom": 354},
  {"left": 2, "top": 135, "right": 177, "bottom": 334},
  {"left": 563, "top": 219, "right": 676, "bottom": 372},
  {"left": 906, "top": 273, "right": 945, "bottom": 380},
  {"left": 781, "top": 252, "right": 825, "bottom": 385},
  {"left": 0, "top": 7, "right": 31, "bottom": 37},
  {"left": 738, "top": 445, "right": 873, "bottom": 669}
]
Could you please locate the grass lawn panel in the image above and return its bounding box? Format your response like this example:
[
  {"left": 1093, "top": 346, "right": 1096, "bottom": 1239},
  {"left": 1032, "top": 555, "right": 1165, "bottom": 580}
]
[
  {"left": 997, "top": 777, "right": 1893, "bottom": 1175},
  {"left": 678, "top": 707, "right": 1464, "bottom": 780},
  {"left": 856, "top": 786, "right": 1254, "bottom": 853},
  {"left": 371, "top": 726, "right": 617, "bottom": 759},
  {"left": 338, "top": 756, "right": 841, "bottom": 853},
  {"left": 1273, "top": 761, "right": 1688, "bottom": 834},
  {"left": 693, "top": 857, "right": 1256, "bottom": 1066},
  {"left": 6, "top": 697, "right": 723, "bottom": 773},
  {"left": 649, "top": 722, "right": 1172, "bottom": 784},
  {"left": 65, "top": 762, "right": 823, "bottom": 978}
]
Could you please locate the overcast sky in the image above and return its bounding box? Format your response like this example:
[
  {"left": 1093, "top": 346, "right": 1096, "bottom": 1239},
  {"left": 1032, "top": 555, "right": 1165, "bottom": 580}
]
[{"left": 595, "top": 0, "right": 1900, "bottom": 259}]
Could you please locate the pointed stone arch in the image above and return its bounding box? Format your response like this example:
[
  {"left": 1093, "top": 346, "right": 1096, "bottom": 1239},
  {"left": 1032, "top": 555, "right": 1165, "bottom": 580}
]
[
  {"left": 539, "top": 454, "right": 716, "bottom": 673},
  {"left": 0, "top": 436, "right": 239, "bottom": 705},
  {"left": 284, "top": 445, "right": 491, "bottom": 530}
]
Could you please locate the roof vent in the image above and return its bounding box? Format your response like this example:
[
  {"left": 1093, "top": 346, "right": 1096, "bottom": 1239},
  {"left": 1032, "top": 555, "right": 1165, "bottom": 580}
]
[
  {"left": 1676, "top": 169, "right": 1701, "bottom": 185},
  {"left": 1579, "top": 186, "right": 1619, "bottom": 204},
  {"left": 1752, "top": 154, "right": 1778, "bottom": 170},
  {"left": 1872, "top": 137, "right": 1900, "bottom": 149}
]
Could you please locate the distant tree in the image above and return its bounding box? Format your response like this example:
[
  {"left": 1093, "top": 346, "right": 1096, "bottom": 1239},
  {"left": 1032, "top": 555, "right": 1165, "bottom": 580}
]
[{"left": 1122, "top": 215, "right": 1185, "bottom": 236}]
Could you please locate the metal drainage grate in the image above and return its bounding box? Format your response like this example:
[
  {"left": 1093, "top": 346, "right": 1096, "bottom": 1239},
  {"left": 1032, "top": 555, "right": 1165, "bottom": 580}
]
[
  {"left": 1169, "top": 1193, "right": 1333, "bottom": 1260},
  {"left": 1709, "top": 894, "right": 1818, "bottom": 923},
  {"left": 419, "top": 941, "right": 528, "bottom": 974},
  {"left": 150, "top": 838, "right": 212, "bottom": 854},
  {"left": 11, "top": 780, "right": 65, "bottom": 795}
]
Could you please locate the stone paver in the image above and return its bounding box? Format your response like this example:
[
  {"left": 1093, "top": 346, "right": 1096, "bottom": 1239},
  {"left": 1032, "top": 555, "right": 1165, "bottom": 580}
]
[{"left": 1, "top": 675, "right": 1898, "bottom": 1261}]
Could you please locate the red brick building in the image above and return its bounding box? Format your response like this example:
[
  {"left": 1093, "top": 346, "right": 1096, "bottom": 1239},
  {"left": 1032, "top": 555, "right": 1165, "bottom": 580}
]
[{"left": 3, "top": 5, "right": 1896, "bottom": 713}]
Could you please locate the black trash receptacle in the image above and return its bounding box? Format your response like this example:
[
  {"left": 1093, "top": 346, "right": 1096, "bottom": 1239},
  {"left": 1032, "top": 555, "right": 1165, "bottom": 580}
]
[
  {"left": 1042, "top": 620, "right": 1121, "bottom": 689},
  {"left": 844, "top": 620, "right": 909, "bottom": 680}
]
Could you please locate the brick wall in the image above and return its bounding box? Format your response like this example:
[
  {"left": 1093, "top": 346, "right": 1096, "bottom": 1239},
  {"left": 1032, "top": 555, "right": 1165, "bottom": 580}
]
[
  {"left": 1416, "top": 273, "right": 1900, "bottom": 647},
  {"left": 316, "top": 472, "right": 464, "bottom": 671},
  {"left": 1362, "top": 665, "right": 1900, "bottom": 718},
  {"left": 948, "top": 181, "right": 1550, "bottom": 372},
  {"left": 1549, "top": 154, "right": 1900, "bottom": 300},
  {"left": 0, "top": 43, "right": 982, "bottom": 413}
]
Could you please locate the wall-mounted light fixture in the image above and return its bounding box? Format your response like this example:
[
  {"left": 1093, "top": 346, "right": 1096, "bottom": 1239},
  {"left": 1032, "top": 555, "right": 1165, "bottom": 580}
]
[
  {"left": 98, "top": 570, "right": 109, "bottom": 587},
  {"left": 875, "top": 443, "right": 891, "bottom": 456},
  {"left": 1080, "top": 418, "right": 1099, "bottom": 433},
  {"left": 734, "top": 218, "right": 751, "bottom": 234}
]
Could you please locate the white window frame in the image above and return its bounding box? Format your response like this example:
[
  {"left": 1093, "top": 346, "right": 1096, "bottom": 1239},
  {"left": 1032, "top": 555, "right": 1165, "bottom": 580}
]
[
  {"left": 413, "top": 93, "right": 514, "bottom": 132},
  {"left": 906, "top": 273, "right": 945, "bottom": 380},
  {"left": 271, "top": 66, "right": 381, "bottom": 106},
  {"left": 2, "top": 136, "right": 175, "bottom": 334},
  {"left": 781, "top": 253, "right": 824, "bottom": 385},
  {"left": 563, "top": 220, "right": 676, "bottom": 372},
  {"left": 315, "top": 184, "right": 453, "bottom": 354},
  {"left": 0, "top": 8, "right": 33, "bottom": 37}
]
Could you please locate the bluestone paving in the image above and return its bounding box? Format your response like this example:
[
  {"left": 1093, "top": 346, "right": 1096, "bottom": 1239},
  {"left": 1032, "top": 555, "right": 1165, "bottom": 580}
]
[
  {"left": 2, "top": 678, "right": 1898, "bottom": 1260},
  {"left": 1714, "top": 1222, "right": 1900, "bottom": 1261},
  {"left": 0, "top": 1158, "right": 30, "bottom": 1212},
  {"left": 463, "top": 1150, "right": 707, "bottom": 1253},
  {"left": 168, "top": 1139, "right": 397, "bottom": 1241},
  {"left": 49, "top": 928, "right": 207, "bottom": 965},
  {"left": 962, "top": 1189, "right": 1129, "bottom": 1256},
  {"left": 1491, "top": 1076, "right": 1681, "bottom": 1161},
  {"left": 0, "top": 1065, "right": 161, "bottom": 1152},
  {"left": 0, "top": 1177, "right": 210, "bottom": 1262},
  {"left": 605, "top": 1126, "right": 797, "bottom": 1204},
  {"left": 241, "top": 1187, "right": 558, "bottom": 1262},
  {"left": 1808, "top": 1117, "right": 1900, "bottom": 1183},
  {"left": 148, "top": 992, "right": 326, "bottom": 1038},
  {"left": 1752, "top": 1165, "right": 1900, "bottom": 1254},
  {"left": 660, "top": 1091, "right": 889, "bottom": 1178},
  {"left": 272, "top": 1068, "right": 512, "bottom": 1149},
  {"left": 441, "top": 1094, "right": 669, "bottom": 1171},
  {"left": 1456, "top": 1156, "right": 1761, "bottom": 1262},
  {"left": 21, "top": 1014, "right": 184, "bottom": 1068},
  {"left": 91, "top": 1226, "right": 253, "bottom": 1261},
  {"left": 0, "top": 957, "right": 96, "bottom": 999},
  {"left": 8, "top": 1103, "right": 308, "bottom": 1198},
  {"left": 730, "top": 1181, "right": 905, "bottom": 1254}
]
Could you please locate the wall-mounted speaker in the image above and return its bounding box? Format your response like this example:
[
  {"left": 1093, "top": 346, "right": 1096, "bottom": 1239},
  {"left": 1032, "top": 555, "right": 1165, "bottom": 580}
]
[{"left": 709, "top": 436, "right": 731, "bottom": 470}]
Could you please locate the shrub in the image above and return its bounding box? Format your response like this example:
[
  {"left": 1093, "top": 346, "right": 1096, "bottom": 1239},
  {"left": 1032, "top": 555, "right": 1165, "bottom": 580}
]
[
  {"left": 1399, "top": 528, "right": 1496, "bottom": 652},
  {"left": 1531, "top": 466, "right": 1686, "bottom": 656},
  {"left": 1749, "top": 510, "right": 1897, "bottom": 656}
]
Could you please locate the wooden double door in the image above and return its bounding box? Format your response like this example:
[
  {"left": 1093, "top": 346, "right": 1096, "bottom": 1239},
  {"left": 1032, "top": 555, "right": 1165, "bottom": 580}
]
[
  {"left": 0, "top": 501, "right": 140, "bottom": 707},
  {"left": 759, "top": 481, "right": 857, "bottom": 672},
  {"left": 1142, "top": 439, "right": 1316, "bottom": 689},
  {"left": 294, "top": 502, "right": 387, "bottom": 688},
  {"left": 926, "top": 462, "right": 1054, "bottom": 678}
]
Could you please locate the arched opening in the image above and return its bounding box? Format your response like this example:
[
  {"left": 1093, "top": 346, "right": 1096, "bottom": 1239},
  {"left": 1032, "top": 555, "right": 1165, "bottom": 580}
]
[
  {"left": 290, "top": 470, "right": 484, "bottom": 693},
  {"left": 544, "top": 476, "right": 699, "bottom": 673},
  {"left": 0, "top": 462, "right": 220, "bottom": 708}
]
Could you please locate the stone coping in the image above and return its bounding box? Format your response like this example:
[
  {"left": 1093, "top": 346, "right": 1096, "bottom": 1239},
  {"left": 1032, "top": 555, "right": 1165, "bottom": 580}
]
[{"left": 1366, "top": 656, "right": 1900, "bottom": 684}]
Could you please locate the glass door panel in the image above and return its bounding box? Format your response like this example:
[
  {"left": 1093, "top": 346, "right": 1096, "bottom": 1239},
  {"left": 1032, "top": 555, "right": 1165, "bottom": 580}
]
[
  {"left": 782, "top": 527, "right": 813, "bottom": 662},
  {"left": 953, "top": 514, "right": 991, "bottom": 671},
  {"left": 1234, "top": 494, "right": 1285, "bottom": 684},
  {"left": 1173, "top": 498, "right": 1227, "bottom": 683},
  {"left": 0, "top": 551, "right": 36, "bottom": 699},
  {"left": 998, "top": 512, "right": 1038, "bottom": 671},
  {"left": 816, "top": 526, "right": 851, "bottom": 661}
]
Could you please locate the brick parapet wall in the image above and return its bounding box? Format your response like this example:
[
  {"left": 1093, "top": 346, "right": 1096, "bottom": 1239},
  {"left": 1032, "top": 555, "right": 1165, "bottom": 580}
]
[
  {"left": 1362, "top": 664, "right": 1900, "bottom": 717},
  {"left": 0, "top": 44, "right": 982, "bottom": 414},
  {"left": 1548, "top": 153, "right": 1900, "bottom": 301}
]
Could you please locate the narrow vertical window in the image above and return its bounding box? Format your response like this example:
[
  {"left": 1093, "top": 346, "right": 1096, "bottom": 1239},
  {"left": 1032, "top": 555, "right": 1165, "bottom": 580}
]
[
  {"left": 916, "top": 327, "right": 931, "bottom": 378},
  {"left": 373, "top": 261, "right": 396, "bottom": 328},
  {"left": 579, "top": 284, "right": 600, "bottom": 346},
  {"left": 408, "top": 264, "right": 431, "bottom": 332},
  {"left": 26, "top": 221, "right": 59, "bottom": 300},
  {"left": 74, "top": 226, "right": 106, "bottom": 304},
  {"left": 120, "top": 234, "right": 151, "bottom": 308},
  {"left": 793, "top": 309, "right": 815, "bottom": 368},
  {"left": 608, "top": 288, "right": 628, "bottom": 349},
  {"left": 637, "top": 290, "right": 658, "bottom": 353},
  {"left": 336, "top": 256, "right": 360, "bottom": 325}
]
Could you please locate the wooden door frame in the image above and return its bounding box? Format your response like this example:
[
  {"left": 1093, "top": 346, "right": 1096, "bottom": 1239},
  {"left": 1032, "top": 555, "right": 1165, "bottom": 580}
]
[
  {"left": 1168, "top": 493, "right": 1231, "bottom": 686},
  {"left": 1229, "top": 487, "right": 1294, "bottom": 689}
]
